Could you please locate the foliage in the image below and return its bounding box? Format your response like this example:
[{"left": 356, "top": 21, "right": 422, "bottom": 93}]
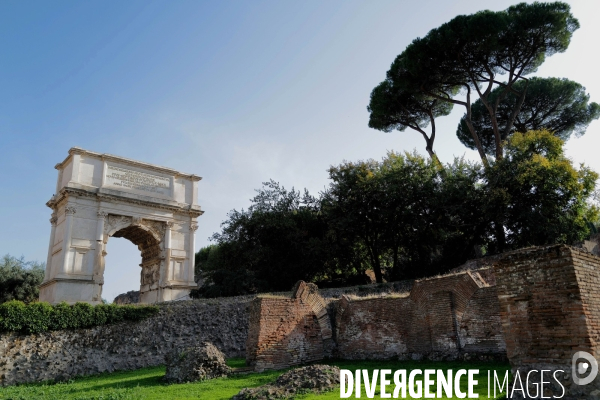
[
  {"left": 197, "top": 133, "right": 597, "bottom": 293},
  {"left": 368, "top": 2, "right": 581, "bottom": 163},
  {"left": 484, "top": 130, "right": 599, "bottom": 249},
  {"left": 194, "top": 3, "right": 596, "bottom": 294},
  {"left": 0, "top": 254, "right": 45, "bottom": 304},
  {"left": 457, "top": 77, "right": 600, "bottom": 154},
  {"left": 368, "top": 80, "right": 452, "bottom": 161},
  {"left": 194, "top": 244, "right": 217, "bottom": 283},
  {"left": 0, "top": 360, "right": 511, "bottom": 399},
  {"left": 0, "top": 300, "right": 159, "bottom": 335},
  {"left": 322, "top": 152, "right": 487, "bottom": 282},
  {"left": 197, "top": 181, "right": 340, "bottom": 297}
]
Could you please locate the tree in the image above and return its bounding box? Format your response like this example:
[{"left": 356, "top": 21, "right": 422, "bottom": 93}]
[
  {"left": 322, "top": 152, "right": 487, "bottom": 282},
  {"left": 457, "top": 77, "right": 600, "bottom": 154},
  {"left": 369, "top": 2, "right": 580, "bottom": 164},
  {"left": 0, "top": 255, "right": 45, "bottom": 304},
  {"left": 368, "top": 80, "right": 452, "bottom": 162},
  {"left": 322, "top": 159, "right": 390, "bottom": 283},
  {"left": 194, "top": 244, "right": 217, "bottom": 283},
  {"left": 197, "top": 181, "right": 335, "bottom": 297},
  {"left": 484, "top": 130, "right": 599, "bottom": 249}
]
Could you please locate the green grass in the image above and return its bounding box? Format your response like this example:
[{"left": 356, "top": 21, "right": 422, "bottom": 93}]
[{"left": 0, "top": 359, "right": 510, "bottom": 400}]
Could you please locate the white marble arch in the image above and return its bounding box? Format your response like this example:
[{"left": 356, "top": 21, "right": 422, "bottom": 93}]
[{"left": 39, "top": 147, "right": 204, "bottom": 304}]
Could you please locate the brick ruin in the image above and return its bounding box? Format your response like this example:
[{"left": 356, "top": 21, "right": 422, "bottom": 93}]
[
  {"left": 494, "top": 245, "right": 600, "bottom": 398},
  {"left": 245, "top": 281, "right": 333, "bottom": 371},
  {"left": 335, "top": 270, "right": 504, "bottom": 361},
  {"left": 245, "top": 244, "right": 600, "bottom": 398},
  {"left": 246, "top": 269, "right": 506, "bottom": 368}
]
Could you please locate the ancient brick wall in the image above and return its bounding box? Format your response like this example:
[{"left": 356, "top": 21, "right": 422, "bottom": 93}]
[
  {"left": 494, "top": 245, "right": 600, "bottom": 398},
  {"left": 334, "top": 295, "right": 413, "bottom": 359},
  {"left": 459, "top": 286, "right": 505, "bottom": 354},
  {"left": 245, "top": 282, "right": 332, "bottom": 371},
  {"left": 335, "top": 270, "right": 506, "bottom": 361}
]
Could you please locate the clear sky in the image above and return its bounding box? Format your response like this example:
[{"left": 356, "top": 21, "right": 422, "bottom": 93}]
[{"left": 1, "top": 0, "right": 599, "bottom": 302}]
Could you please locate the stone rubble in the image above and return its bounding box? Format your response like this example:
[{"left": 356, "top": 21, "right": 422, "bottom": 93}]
[
  {"left": 232, "top": 364, "right": 340, "bottom": 400},
  {"left": 163, "top": 342, "right": 231, "bottom": 383}
]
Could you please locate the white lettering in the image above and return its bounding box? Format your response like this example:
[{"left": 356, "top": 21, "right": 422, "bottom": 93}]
[
  {"left": 340, "top": 370, "right": 353, "bottom": 398},
  {"left": 380, "top": 369, "right": 391, "bottom": 398},
  {"left": 424, "top": 369, "right": 435, "bottom": 398},
  {"left": 455, "top": 369, "right": 466, "bottom": 399},
  {"left": 363, "top": 369, "right": 378, "bottom": 399},
  {"left": 468, "top": 369, "right": 479, "bottom": 398},
  {"left": 438, "top": 369, "right": 453, "bottom": 398},
  {"left": 409, "top": 369, "right": 422, "bottom": 398},
  {"left": 493, "top": 370, "right": 509, "bottom": 398},
  {"left": 393, "top": 370, "right": 406, "bottom": 398},
  {"left": 511, "top": 371, "right": 526, "bottom": 398},
  {"left": 553, "top": 370, "right": 565, "bottom": 399}
]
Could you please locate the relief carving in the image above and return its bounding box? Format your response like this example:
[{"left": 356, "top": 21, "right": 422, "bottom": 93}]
[
  {"left": 142, "top": 219, "right": 167, "bottom": 240},
  {"left": 97, "top": 210, "right": 108, "bottom": 219},
  {"left": 64, "top": 206, "right": 77, "bottom": 215},
  {"left": 141, "top": 262, "right": 160, "bottom": 285},
  {"left": 104, "top": 215, "right": 133, "bottom": 240}
]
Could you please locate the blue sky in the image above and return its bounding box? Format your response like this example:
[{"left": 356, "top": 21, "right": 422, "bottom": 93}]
[{"left": 2, "top": 0, "right": 599, "bottom": 301}]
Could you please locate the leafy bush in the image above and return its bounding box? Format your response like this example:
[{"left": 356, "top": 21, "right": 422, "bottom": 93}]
[{"left": 0, "top": 300, "right": 159, "bottom": 335}]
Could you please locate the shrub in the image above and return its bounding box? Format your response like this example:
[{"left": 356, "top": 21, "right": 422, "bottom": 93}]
[
  {"left": 22, "top": 301, "right": 54, "bottom": 334},
  {"left": 0, "top": 301, "right": 159, "bottom": 335},
  {"left": 0, "top": 300, "right": 27, "bottom": 332}
]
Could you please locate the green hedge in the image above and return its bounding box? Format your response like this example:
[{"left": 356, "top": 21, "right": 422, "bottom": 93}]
[{"left": 0, "top": 300, "right": 160, "bottom": 334}]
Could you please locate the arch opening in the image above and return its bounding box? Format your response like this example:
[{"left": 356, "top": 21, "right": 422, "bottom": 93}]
[
  {"left": 105, "top": 223, "right": 164, "bottom": 302},
  {"left": 103, "top": 237, "right": 143, "bottom": 303}
]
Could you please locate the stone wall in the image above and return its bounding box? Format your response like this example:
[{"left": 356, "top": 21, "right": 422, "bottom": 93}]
[
  {"left": 494, "top": 245, "right": 600, "bottom": 398},
  {"left": 334, "top": 270, "right": 506, "bottom": 361},
  {"left": 0, "top": 296, "right": 251, "bottom": 386},
  {"left": 7, "top": 244, "right": 600, "bottom": 389},
  {"left": 0, "top": 281, "right": 414, "bottom": 386}
]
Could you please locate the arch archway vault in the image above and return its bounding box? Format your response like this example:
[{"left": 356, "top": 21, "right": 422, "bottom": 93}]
[{"left": 39, "top": 147, "right": 204, "bottom": 304}]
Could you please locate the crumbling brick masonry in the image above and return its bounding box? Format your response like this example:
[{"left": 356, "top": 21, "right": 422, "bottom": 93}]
[
  {"left": 245, "top": 281, "right": 333, "bottom": 371},
  {"left": 494, "top": 245, "right": 600, "bottom": 398}
]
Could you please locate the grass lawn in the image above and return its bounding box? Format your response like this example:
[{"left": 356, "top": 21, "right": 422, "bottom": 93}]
[{"left": 0, "top": 359, "right": 510, "bottom": 400}]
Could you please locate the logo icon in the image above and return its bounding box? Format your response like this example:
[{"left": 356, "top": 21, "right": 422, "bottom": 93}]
[{"left": 572, "top": 351, "right": 598, "bottom": 385}]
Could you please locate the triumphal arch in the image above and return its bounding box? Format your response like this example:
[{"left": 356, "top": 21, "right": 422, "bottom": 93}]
[{"left": 39, "top": 147, "right": 203, "bottom": 304}]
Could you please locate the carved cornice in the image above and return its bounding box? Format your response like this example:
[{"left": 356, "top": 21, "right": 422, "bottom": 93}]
[{"left": 48, "top": 187, "right": 204, "bottom": 217}]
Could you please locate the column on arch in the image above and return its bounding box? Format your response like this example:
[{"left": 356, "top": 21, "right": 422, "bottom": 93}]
[
  {"left": 44, "top": 213, "right": 58, "bottom": 282},
  {"left": 188, "top": 221, "right": 198, "bottom": 283},
  {"left": 59, "top": 205, "right": 77, "bottom": 276}
]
